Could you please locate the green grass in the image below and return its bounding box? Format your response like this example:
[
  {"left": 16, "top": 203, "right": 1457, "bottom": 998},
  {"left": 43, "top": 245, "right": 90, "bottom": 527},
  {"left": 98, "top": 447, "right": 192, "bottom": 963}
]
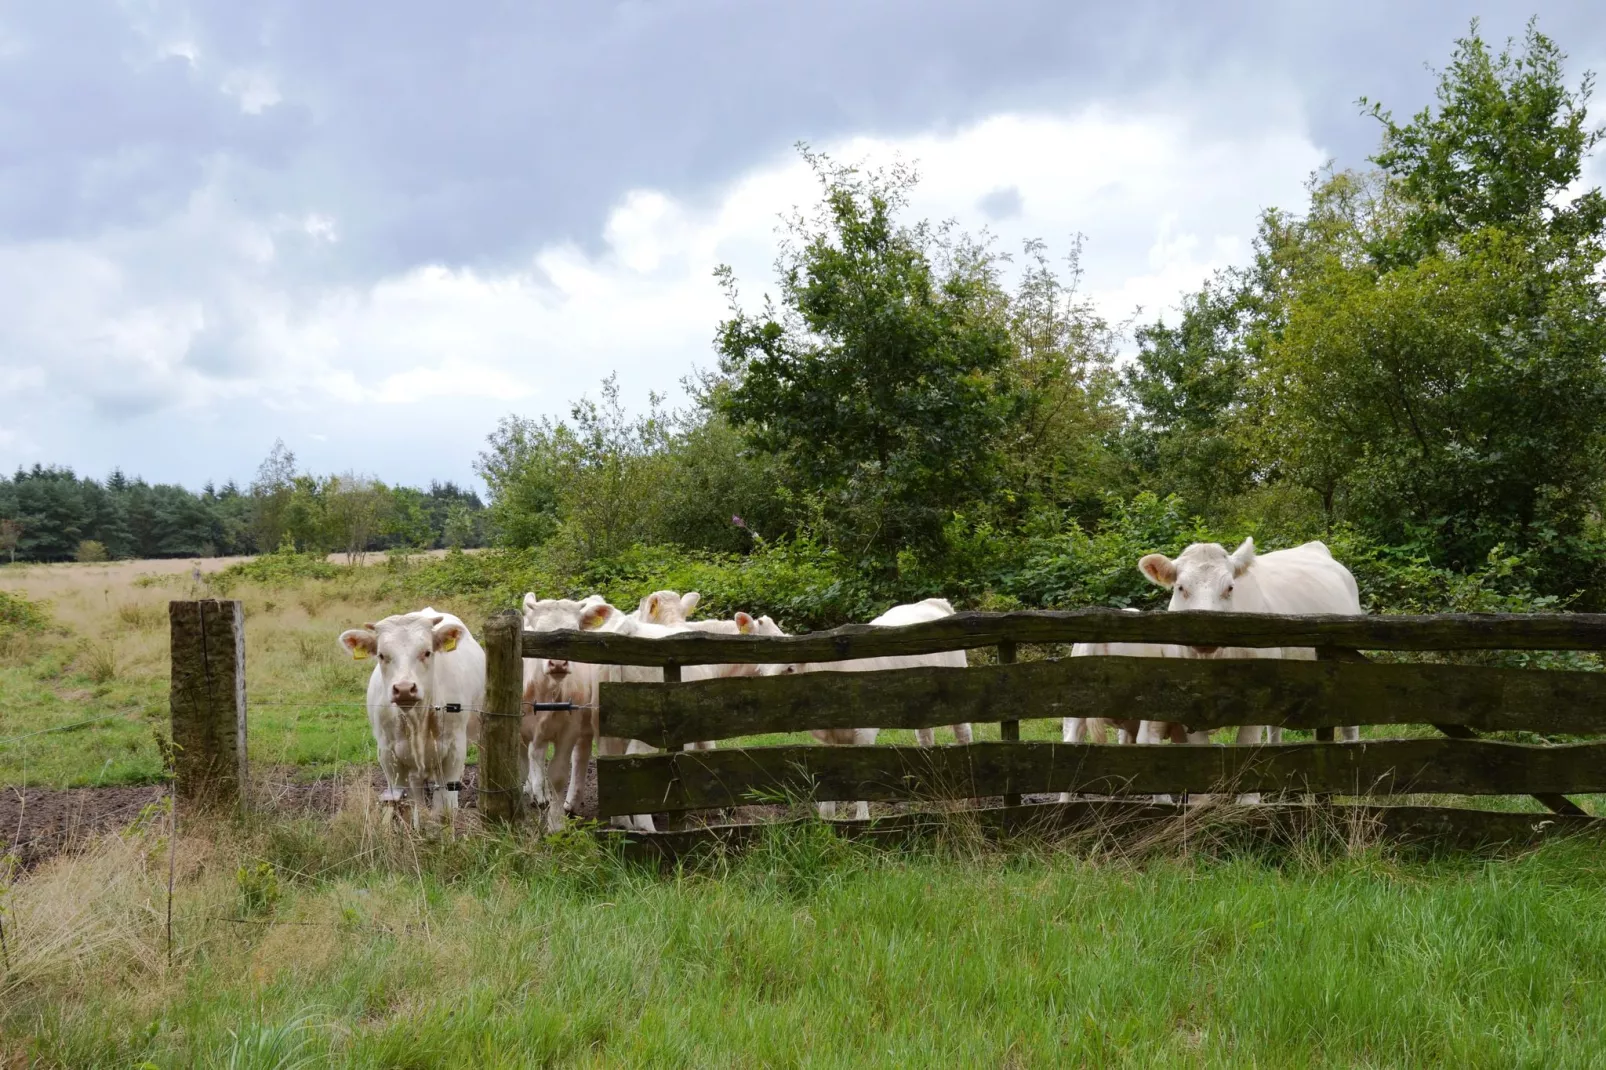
[{"left": 6, "top": 812, "right": 1606, "bottom": 1067}]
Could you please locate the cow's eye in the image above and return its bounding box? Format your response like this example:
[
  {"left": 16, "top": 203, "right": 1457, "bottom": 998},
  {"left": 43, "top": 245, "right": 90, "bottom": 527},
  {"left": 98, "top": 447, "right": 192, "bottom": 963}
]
[
  {"left": 421, "top": 651, "right": 431, "bottom": 660},
  {"left": 1224, "top": 584, "right": 1235, "bottom": 597},
  {"left": 1177, "top": 587, "right": 1188, "bottom": 599},
  {"left": 379, "top": 653, "right": 390, "bottom": 663}
]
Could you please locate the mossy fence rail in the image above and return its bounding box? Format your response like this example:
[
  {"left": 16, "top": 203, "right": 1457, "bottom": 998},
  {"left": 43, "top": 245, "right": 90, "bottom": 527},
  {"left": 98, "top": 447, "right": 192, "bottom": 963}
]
[
  {"left": 506, "top": 609, "right": 1606, "bottom": 857},
  {"left": 167, "top": 602, "right": 1606, "bottom": 856}
]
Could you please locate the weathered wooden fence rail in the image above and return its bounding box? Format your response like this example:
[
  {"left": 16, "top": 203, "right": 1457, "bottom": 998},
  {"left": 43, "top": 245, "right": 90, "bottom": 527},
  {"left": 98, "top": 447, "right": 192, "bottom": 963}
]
[
  {"left": 522, "top": 608, "right": 1606, "bottom": 664},
  {"left": 514, "top": 609, "right": 1606, "bottom": 852}
]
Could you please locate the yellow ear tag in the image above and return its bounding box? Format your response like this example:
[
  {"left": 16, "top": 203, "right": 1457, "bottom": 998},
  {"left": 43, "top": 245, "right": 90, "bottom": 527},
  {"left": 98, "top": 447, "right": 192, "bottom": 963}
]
[
  {"left": 442, "top": 635, "right": 458, "bottom": 653},
  {"left": 352, "top": 648, "right": 369, "bottom": 661}
]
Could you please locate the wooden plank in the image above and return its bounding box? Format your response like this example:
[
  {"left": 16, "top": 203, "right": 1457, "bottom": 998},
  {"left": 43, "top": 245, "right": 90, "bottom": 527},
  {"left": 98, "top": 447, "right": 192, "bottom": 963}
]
[
  {"left": 599, "top": 656, "right": 1606, "bottom": 747},
  {"left": 479, "top": 610, "right": 527, "bottom": 824},
  {"left": 525, "top": 609, "right": 1606, "bottom": 666},
  {"left": 610, "top": 801, "right": 1604, "bottom": 864},
  {"left": 595, "top": 739, "right": 1606, "bottom": 817},
  {"left": 998, "top": 641, "right": 1020, "bottom": 808},
  {"left": 169, "top": 599, "right": 248, "bottom": 809},
  {"left": 1320, "top": 646, "right": 1593, "bottom": 820}
]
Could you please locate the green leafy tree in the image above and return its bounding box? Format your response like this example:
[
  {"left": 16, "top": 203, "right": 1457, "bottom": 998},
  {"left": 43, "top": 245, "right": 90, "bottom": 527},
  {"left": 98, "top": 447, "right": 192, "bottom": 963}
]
[
  {"left": 249, "top": 440, "right": 298, "bottom": 553},
  {"left": 1251, "top": 21, "right": 1606, "bottom": 586},
  {"left": 1361, "top": 18, "right": 1605, "bottom": 269},
  {"left": 713, "top": 148, "right": 1023, "bottom": 569}
]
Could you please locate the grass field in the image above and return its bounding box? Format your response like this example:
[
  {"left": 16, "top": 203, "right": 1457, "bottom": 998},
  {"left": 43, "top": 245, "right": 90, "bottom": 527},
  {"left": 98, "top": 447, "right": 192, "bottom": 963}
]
[
  {"left": 4, "top": 805, "right": 1606, "bottom": 1067},
  {"left": 4, "top": 557, "right": 1605, "bottom": 1067}
]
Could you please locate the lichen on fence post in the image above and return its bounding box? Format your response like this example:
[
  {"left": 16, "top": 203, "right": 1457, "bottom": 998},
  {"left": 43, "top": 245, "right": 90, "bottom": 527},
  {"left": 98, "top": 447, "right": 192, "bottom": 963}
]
[
  {"left": 480, "top": 609, "right": 527, "bottom": 824},
  {"left": 168, "top": 599, "right": 248, "bottom": 810}
]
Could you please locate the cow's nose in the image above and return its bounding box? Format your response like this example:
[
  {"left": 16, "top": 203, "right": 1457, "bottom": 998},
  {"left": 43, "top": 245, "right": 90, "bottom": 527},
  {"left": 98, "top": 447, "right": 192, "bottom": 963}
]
[
  {"left": 392, "top": 681, "right": 421, "bottom": 705},
  {"left": 1191, "top": 645, "right": 1219, "bottom": 656},
  {"left": 548, "top": 660, "right": 570, "bottom": 676}
]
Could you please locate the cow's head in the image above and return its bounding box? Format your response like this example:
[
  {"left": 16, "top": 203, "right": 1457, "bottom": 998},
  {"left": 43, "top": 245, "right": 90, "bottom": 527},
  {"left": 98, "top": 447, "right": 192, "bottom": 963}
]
[
  {"left": 636, "top": 589, "right": 701, "bottom": 625},
  {"left": 1138, "top": 538, "right": 1256, "bottom": 655},
  {"left": 523, "top": 593, "right": 607, "bottom": 678},
  {"left": 578, "top": 602, "right": 624, "bottom": 632},
  {"left": 339, "top": 611, "right": 466, "bottom": 709}
]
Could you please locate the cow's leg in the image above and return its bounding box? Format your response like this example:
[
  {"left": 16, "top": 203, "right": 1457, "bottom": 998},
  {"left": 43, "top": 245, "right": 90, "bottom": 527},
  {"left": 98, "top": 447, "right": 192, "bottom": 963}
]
[
  {"left": 915, "top": 727, "right": 935, "bottom": 747},
  {"left": 525, "top": 740, "right": 550, "bottom": 807},
  {"left": 407, "top": 774, "right": 427, "bottom": 831},
  {"left": 951, "top": 723, "right": 973, "bottom": 744},
  {"left": 565, "top": 729, "right": 593, "bottom": 814},
  {"left": 544, "top": 730, "right": 580, "bottom": 833},
  {"left": 1338, "top": 725, "right": 1360, "bottom": 743},
  {"left": 818, "top": 799, "right": 838, "bottom": 820},
  {"left": 1232, "top": 724, "right": 1266, "bottom": 804}
]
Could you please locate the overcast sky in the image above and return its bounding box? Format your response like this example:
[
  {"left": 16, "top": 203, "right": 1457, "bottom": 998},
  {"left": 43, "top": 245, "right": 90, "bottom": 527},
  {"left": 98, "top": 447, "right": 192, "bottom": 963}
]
[{"left": 1, "top": 2, "right": 1601, "bottom": 492}]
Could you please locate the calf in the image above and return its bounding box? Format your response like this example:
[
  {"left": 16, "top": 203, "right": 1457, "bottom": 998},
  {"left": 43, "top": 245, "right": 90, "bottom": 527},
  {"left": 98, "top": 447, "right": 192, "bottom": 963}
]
[
  {"left": 578, "top": 601, "right": 706, "bottom": 832},
  {"left": 338, "top": 608, "right": 485, "bottom": 829},
  {"left": 520, "top": 594, "right": 605, "bottom": 831}
]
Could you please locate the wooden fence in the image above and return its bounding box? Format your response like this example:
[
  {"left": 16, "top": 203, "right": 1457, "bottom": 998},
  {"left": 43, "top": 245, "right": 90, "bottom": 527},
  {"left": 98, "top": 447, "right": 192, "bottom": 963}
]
[{"left": 508, "top": 609, "right": 1606, "bottom": 856}]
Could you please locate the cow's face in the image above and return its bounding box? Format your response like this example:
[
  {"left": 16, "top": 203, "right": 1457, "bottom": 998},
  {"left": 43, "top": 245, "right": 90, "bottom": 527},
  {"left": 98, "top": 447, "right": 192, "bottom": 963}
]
[
  {"left": 1139, "top": 538, "right": 1256, "bottom": 654},
  {"left": 637, "top": 590, "right": 700, "bottom": 624},
  {"left": 523, "top": 594, "right": 606, "bottom": 678},
  {"left": 340, "top": 612, "right": 464, "bottom": 708}
]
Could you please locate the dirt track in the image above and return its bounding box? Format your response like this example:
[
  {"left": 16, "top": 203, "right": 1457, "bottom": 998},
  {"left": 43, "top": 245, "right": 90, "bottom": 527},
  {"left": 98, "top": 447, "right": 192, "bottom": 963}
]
[{"left": 1, "top": 758, "right": 602, "bottom": 871}]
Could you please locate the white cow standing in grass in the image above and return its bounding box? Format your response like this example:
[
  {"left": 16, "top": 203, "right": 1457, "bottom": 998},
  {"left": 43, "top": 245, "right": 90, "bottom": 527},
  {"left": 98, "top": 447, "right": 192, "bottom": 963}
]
[
  {"left": 763, "top": 597, "right": 973, "bottom": 821},
  {"left": 1137, "top": 538, "right": 1364, "bottom": 801},
  {"left": 521, "top": 594, "right": 607, "bottom": 831},
  {"left": 338, "top": 608, "right": 485, "bottom": 829}
]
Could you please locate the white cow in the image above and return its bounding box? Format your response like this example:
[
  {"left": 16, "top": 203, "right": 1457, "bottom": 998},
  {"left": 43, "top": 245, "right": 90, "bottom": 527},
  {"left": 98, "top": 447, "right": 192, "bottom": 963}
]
[
  {"left": 1138, "top": 537, "right": 1364, "bottom": 801},
  {"left": 635, "top": 590, "right": 787, "bottom": 751},
  {"left": 634, "top": 589, "right": 700, "bottom": 624},
  {"left": 764, "top": 598, "right": 973, "bottom": 821},
  {"left": 520, "top": 594, "right": 607, "bottom": 831},
  {"left": 338, "top": 608, "right": 485, "bottom": 829},
  {"left": 578, "top": 601, "right": 719, "bottom": 833}
]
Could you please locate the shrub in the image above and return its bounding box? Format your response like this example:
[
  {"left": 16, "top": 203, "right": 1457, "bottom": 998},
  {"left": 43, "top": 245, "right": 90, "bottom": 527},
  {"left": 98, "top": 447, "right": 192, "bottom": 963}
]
[
  {"left": 211, "top": 546, "right": 340, "bottom": 592},
  {"left": 74, "top": 540, "right": 108, "bottom": 563}
]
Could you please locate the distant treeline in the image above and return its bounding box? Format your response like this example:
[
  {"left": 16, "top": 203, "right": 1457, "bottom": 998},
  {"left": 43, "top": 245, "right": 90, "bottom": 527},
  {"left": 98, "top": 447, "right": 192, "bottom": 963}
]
[{"left": 0, "top": 442, "right": 486, "bottom": 563}]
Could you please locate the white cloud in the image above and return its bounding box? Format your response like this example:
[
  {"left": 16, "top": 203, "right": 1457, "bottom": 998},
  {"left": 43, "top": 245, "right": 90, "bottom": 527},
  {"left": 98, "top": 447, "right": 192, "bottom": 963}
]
[{"left": 0, "top": 97, "right": 1324, "bottom": 486}]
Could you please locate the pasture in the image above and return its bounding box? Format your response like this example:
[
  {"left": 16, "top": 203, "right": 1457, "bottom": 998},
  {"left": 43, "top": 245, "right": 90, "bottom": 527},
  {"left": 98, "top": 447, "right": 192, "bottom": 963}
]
[{"left": 3, "top": 558, "right": 1606, "bottom": 1067}]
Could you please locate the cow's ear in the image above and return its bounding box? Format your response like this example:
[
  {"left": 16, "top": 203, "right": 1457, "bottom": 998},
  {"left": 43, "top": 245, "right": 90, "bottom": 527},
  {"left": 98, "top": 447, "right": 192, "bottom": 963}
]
[
  {"left": 644, "top": 593, "right": 661, "bottom": 619},
  {"left": 735, "top": 612, "right": 754, "bottom": 634},
  {"left": 579, "top": 604, "right": 614, "bottom": 631},
  {"left": 681, "top": 591, "right": 701, "bottom": 615},
  {"left": 433, "top": 621, "right": 464, "bottom": 653},
  {"left": 340, "top": 629, "right": 377, "bottom": 660},
  {"left": 1139, "top": 553, "right": 1177, "bottom": 588},
  {"left": 1228, "top": 537, "right": 1256, "bottom": 578},
  {"left": 523, "top": 592, "right": 539, "bottom": 613}
]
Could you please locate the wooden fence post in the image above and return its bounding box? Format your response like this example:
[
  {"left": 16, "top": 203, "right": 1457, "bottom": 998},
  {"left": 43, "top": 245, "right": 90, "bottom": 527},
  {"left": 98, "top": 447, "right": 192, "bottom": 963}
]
[
  {"left": 169, "top": 599, "right": 248, "bottom": 809},
  {"left": 997, "top": 641, "right": 1021, "bottom": 808},
  {"left": 480, "top": 610, "right": 527, "bottom": 824}
]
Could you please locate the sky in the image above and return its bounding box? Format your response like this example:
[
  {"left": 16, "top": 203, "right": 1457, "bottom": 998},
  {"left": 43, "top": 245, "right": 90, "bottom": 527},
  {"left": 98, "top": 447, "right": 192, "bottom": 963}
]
[{"left": 0, "top": 2, "right": 1602, "bottom": 493}]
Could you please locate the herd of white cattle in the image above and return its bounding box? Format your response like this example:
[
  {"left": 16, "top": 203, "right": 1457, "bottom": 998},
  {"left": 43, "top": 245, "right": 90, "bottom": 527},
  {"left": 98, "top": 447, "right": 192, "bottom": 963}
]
[{"left": 335, "top": 537, "right": 1364, "bottom": 831}]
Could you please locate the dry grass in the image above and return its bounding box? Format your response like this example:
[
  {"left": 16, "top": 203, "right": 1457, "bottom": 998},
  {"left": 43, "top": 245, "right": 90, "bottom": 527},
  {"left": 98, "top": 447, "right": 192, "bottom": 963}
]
[{"left": 0, "top": 556, "right": 487, "bottom": 787}]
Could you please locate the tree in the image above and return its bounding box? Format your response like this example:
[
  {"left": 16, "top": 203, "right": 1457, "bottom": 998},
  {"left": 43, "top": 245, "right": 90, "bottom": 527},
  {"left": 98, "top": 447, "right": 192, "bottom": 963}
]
[
  {"left": 442, "top": 502, "right": 477, "bottom": 549},
  {"left": 1249, "top": 20, "right": 1606, "bottom": 585},
  {"left": 713, "top": 148, "right": 1023, "bottom": 568},
  {"left": 1362, "top": 19, "right": 1605, "bottom": 270},
  {"left": 325, "top": 473, "right": 391, "bottom": 563},
  {"left": 0, "top": 518, "right": 20, "bottom": 563},
  {"left": 249, "top": 440, "right": 298, "bottom": 554}
]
